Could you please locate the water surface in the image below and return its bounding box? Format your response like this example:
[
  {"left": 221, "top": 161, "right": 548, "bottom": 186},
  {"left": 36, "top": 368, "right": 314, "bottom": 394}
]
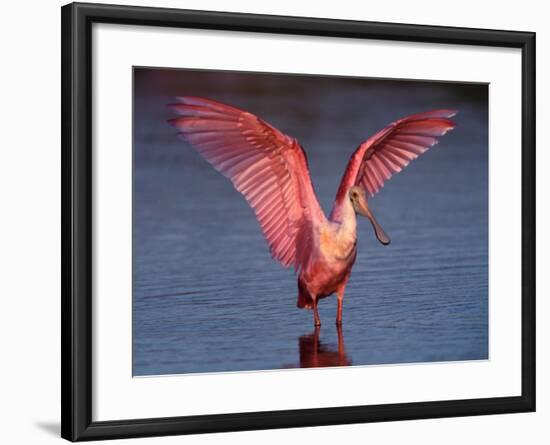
[{"left": 133, "top": 69, "right": 488, "bottom": 376}]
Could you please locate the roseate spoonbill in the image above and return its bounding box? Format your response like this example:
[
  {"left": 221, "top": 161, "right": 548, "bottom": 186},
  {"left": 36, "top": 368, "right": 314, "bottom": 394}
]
[{"left": 168, "top": 97, "right": 456, "bottom": 327}]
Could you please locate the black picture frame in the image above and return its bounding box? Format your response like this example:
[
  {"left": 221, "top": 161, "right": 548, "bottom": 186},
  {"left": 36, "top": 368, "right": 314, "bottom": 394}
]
[{"left": 61, "top": 2, "right": 536, "bottom": 441}]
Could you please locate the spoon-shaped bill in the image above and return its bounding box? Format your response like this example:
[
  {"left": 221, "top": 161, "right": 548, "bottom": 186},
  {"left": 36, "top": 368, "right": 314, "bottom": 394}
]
[
  {"left": 354, "top": 197, "right": 390, "bottom": 245},
  {"left": 367, "top": 212, "right": 391, "bottom": 246}
]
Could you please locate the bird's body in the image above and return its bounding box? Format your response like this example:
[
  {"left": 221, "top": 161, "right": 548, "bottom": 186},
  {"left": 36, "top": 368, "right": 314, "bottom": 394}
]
[
  {"left": 168, "top": 97, "right": 456, "bottom": 326},
  {"left": 297, "top": 202, "right": 357, "bottom": 306}
]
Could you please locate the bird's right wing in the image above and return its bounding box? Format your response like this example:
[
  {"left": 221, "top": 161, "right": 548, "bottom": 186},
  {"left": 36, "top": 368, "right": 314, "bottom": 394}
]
[{"left": 168, "top": 97, "right": 326, "bottom": 270}]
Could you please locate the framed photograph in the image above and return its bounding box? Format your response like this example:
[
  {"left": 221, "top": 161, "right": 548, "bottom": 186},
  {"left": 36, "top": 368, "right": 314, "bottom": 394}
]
[{"left": 61, "top": 2, "right": 536, "bottom": 441}]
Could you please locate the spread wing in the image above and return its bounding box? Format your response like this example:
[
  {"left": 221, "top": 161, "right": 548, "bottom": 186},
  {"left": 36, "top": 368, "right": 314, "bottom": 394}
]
[
  {"left": 331, "top": 109, "right": 457, "bottom": 220},
  {"left": 168, "top": 97, "right": 326, "bottom": 270}
]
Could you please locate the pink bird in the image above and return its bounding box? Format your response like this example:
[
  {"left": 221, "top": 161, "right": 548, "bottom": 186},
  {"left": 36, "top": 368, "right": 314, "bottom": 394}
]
[{"left": 168, "top": 97, "right": 456, "bottom": 327}]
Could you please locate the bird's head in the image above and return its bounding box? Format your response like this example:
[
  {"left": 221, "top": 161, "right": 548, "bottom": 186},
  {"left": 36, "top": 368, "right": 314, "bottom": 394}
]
[{"left": 348, "top": 186, "right": 391, "bottom": 246}]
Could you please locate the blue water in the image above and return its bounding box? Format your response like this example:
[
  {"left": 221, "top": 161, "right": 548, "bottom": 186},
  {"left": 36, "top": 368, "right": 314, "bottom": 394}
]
[{"left": 133, "top": 69, "right": 488, "bottom": 376}]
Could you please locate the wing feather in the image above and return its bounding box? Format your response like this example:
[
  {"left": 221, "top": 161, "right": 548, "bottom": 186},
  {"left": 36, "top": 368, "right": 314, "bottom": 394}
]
[
  {"left": 168, "top": 96, "right": 326, "bottom": 270},
  {"left": 331, "top": 109, "right": 456, "bottom": 220}
]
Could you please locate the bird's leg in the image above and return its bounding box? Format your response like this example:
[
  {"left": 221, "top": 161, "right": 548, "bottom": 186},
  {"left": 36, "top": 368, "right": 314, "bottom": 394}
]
[
  {"left": 312, "top": 297, "right": 321, "bottom": 327},
  {"left": 336, "top": 323, "right": 345, "bottom": 360},
  {"left": 336, "top": 288, "right": 345, "bottom": 325}
]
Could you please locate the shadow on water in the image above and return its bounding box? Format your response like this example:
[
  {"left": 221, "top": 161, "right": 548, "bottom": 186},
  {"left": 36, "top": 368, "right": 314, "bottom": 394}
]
[{"left": 288, "top": 325, "right": 352, "bottom": 369}]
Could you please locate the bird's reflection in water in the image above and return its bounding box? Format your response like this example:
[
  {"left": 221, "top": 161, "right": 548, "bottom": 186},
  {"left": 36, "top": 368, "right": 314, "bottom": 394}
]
[{"left": 297, "top": 325, "right": 352, "bottom": 368}]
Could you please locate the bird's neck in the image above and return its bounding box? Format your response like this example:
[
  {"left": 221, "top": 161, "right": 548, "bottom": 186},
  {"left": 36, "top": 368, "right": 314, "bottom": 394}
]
[
  {"left": 334, "top": 197, "right": 357, "bottom": 239},
  {"left": 330, "top": 183, "right": 355, "bottom": 223}
]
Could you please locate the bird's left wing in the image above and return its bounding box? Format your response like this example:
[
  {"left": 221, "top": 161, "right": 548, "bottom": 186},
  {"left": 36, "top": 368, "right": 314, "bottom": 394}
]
[
  {"left": 331, "top": 109, "right": 457, "bottom": 220},
  {"left": 168, "top": 97, "right": 326, "bottom": 270}
]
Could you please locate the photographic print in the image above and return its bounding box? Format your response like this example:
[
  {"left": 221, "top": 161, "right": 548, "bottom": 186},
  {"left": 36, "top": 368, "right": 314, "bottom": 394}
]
[{"left": 133, "top": 68, "right": 488, "bottom": 377}]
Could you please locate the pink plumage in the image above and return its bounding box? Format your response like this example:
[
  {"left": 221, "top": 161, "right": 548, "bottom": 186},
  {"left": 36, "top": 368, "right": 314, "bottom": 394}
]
[
  {"left": 169, "top": 97, "right": 456, "bottom": 327},
  {"left": 331, "top": 109, "right": 456, "bottom": 221},
  {"left": 168, "top": 96, "right": 326, "bottom": 270}
]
